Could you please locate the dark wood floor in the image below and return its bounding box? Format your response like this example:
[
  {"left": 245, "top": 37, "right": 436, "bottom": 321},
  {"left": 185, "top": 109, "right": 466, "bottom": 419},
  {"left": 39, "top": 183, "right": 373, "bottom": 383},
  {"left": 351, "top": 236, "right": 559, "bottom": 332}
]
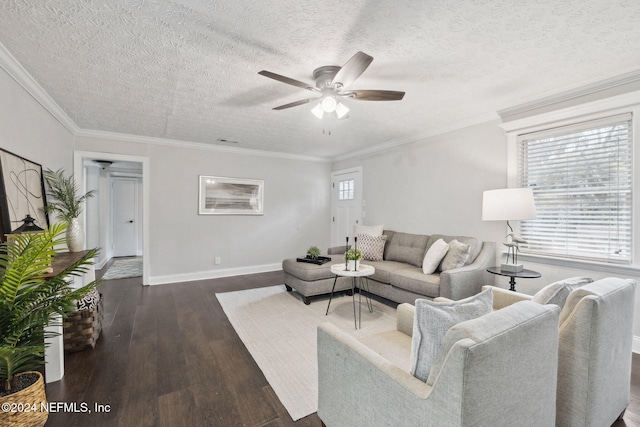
[{"left": 45, "top": 268, "right": 640, "bottom": 427}]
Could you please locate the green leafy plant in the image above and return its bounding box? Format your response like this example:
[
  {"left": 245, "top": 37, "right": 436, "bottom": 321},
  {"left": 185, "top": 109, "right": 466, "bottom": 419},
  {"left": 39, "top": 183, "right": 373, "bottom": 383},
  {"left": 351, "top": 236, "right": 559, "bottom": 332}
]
[
  {"left": 306, "top": 246, "right": 321, "bottom": 259},
  {"left": 0, "top": 223, "right": 98, "bottom": 393},
  {"left": 344, "top": 248, "right": 363, "bottom": 261},
  {"left": 43, "top": 168, "right": 95, "bottom": 222}
]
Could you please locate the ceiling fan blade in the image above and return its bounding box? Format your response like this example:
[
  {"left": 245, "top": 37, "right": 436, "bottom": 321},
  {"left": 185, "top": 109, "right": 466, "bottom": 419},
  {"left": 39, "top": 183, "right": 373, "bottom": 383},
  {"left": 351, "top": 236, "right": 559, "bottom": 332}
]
[
  {"left": 343, "top": 90, "right": 405, "bottom": 101},
  {"left": 273, "top": 97, "right": 319, "bottom": 110},
  {"left": 258, "top": 70, "right": 318, "bottom": 92},
  {"left": 331, "top": 51, "right": 373, "bottom": 88}
]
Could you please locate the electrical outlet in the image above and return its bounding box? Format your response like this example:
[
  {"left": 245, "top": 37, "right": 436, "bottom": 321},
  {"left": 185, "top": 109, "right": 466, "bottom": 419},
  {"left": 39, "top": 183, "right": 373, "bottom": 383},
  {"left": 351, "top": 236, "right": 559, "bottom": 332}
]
[{"left": 215, "top": 257, "right": 221, "bottom": 265}]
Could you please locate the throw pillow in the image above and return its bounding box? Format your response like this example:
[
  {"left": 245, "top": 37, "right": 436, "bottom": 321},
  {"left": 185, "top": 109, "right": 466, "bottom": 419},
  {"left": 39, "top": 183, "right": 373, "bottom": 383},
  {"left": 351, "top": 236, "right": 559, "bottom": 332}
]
[
  {"left": 354, "top": 224, "right": 384, "bottom": 236},
  {"left": 410, "top": 288, "right": 493, "bottom": 382},
  {"left": 439, "top": 239, "right": 471, "bottom": 271},
  {"left": 531, "top": 276, "right": 594, "bottom": 307},
  {"left": 422, "top": 238, "right": 449, "bottom": 274},
  {"left": 357, "top": 233, "right": 387, "bottom": 261}
]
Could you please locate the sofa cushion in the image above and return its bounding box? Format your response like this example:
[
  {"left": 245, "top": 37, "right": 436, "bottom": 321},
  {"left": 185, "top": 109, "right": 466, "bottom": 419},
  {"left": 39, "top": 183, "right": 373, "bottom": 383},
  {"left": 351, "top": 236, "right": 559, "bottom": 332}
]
[
  {"left": 428, "top": 234, "right": 480, "bottom": 265},
  {"left": 439, "top": 239, "right": 471, "bottom": 271},
  {"left": 390, "top": 267, "right": 440, "bottom": 298},
  {"left": 410, "top": 288, "right": 493, "bottom": 382},
  {"left": 385, "top": 232, "right": 430, "bottom": 267},
  {"left": 422, "top": 238, "right": 449, "bottom": 274},
  {"left": 365, "top": 260, "right": 411, "bottom": 284},
  {"left": 354, "top": 224, "right": 384, "bottom": 236},
  {"left": 357, "top": 233, "right": 387, "bottom": 261},
  {"left": 531, "top": 276, "right": 593, "bottom": 307}
]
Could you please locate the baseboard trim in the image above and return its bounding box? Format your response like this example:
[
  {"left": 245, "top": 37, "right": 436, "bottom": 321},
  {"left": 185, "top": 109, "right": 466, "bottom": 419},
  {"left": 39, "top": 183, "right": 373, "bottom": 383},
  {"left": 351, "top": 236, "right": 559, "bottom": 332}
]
[
  {"left": 148, "top": 263, "right": 282, "bottom": 286},
  {"left": 633, "top": 336, "right": 640, "bottom": 354}
]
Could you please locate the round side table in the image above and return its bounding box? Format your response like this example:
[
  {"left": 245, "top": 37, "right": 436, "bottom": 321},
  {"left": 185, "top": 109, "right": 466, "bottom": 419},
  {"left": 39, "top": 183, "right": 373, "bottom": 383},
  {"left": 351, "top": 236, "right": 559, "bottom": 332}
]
[
  {"left": 326, "top": 263, "right": 375, "bottom": 329},
  {"left": 486, "top": 266, "right": 541, "bottom": 292}
]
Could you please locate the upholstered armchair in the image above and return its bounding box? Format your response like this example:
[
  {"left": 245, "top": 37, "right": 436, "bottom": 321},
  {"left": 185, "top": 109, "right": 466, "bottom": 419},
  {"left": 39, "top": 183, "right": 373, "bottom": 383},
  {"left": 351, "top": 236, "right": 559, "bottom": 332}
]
[
  {"left": 486, "top": 277, "right": 636, "bottom": 427},
  {"left": 317, "top": 301, "right": 560, "bottom": 427}
]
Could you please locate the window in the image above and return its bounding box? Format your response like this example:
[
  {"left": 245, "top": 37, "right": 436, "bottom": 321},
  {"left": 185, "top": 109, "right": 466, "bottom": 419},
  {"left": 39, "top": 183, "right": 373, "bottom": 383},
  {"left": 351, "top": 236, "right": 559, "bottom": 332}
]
[
  {"left": 338, "top": 179, "right": 355, "bottom": 200},
  {"left": 517, "top": 114, "right": 633, "bottom": 263}
]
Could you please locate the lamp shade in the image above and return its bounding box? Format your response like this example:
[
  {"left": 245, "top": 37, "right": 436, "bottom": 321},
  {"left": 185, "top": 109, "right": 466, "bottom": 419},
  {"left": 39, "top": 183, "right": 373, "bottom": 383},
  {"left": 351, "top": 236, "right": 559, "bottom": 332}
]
[{"left": 482, "top": 188, "right": 536, "bottom": 221}]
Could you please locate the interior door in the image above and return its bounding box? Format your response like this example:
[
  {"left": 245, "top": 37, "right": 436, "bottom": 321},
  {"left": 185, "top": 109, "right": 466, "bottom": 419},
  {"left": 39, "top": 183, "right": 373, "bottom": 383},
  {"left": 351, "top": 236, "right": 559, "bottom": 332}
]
[
  {"left": 112, "top": 177, "right": 138, "bottom": 257},
  {"left": 331, "top": 168, "right": 363, "bottom": 247}
]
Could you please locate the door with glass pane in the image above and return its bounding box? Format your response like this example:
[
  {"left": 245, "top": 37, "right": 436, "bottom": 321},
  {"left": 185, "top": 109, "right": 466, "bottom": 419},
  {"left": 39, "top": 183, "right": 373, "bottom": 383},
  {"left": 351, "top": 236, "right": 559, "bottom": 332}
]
[{"left": 331, "top": 167, "right": 363, "bottom": 247}]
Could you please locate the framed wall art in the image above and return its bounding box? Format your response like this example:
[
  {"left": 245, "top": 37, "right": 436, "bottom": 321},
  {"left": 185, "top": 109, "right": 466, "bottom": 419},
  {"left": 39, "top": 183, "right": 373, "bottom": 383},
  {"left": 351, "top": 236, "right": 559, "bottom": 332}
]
[
  {"left": 199, "top": 176, "right": 264, "bottom": 215},
  {"left": 0, "top": 148, "right": 49, "bottom": 240}
]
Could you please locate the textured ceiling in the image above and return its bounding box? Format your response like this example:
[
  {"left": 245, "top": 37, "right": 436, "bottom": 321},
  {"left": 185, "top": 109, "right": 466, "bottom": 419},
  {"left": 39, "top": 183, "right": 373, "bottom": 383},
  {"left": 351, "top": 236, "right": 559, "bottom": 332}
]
[{"left": 1, "top": 0, "right": 640, "bottom": 159}]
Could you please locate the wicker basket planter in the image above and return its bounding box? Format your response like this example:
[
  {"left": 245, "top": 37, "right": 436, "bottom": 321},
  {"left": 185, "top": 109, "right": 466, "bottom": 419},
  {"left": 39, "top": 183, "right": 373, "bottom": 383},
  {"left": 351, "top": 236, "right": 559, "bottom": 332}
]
[
  {"left": 63, "top": 293, "right": 103, "bottom": 352},
  {"left": 0, "top": 371, "right": 48, "bottom": 427}
]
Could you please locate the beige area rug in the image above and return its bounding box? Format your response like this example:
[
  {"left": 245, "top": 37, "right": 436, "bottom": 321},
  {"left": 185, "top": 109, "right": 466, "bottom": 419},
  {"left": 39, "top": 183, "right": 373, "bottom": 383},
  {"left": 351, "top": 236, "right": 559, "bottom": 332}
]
[{"left": 215, "top": 285, "right": 398, "bottom": 421}]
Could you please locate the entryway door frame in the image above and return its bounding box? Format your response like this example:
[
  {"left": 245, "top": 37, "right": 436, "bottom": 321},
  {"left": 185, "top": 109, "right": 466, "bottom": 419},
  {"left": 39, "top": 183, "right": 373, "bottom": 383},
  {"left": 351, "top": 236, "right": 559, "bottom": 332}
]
[
  {"left": 73, "top": 150, "right": 150, "bottom": 285},
  {"left": 330, "top": 166, "right": 364, "bottom": 247}
]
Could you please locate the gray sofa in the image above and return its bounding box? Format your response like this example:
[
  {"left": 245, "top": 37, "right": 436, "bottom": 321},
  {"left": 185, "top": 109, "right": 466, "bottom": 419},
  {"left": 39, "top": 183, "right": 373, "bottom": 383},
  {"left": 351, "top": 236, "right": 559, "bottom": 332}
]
[{"left": 282, "top": 230, "right": 495, "bottom": 304}]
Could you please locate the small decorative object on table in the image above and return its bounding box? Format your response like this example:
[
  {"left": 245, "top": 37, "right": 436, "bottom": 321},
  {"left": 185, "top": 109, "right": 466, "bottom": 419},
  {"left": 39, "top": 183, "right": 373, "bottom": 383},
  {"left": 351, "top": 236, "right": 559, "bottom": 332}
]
[
  {"left": 306, "top": 245, "right": 320, "bottom": 260},
  {"left": 43, "top": 168, "right": 96, "bottom": 252},
  {"left": 296, "top": 255, "right": 331, "bottom": 265},
  {"left": 344, "top": 243, "right": 363, "bottom": 272}
]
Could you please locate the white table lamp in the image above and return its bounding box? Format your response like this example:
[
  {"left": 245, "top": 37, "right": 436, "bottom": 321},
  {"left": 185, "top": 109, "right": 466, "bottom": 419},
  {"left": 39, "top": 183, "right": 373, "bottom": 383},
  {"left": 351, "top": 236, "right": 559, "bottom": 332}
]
[{"left": 482, "top": 188, "right": 536, "bottom": 272}]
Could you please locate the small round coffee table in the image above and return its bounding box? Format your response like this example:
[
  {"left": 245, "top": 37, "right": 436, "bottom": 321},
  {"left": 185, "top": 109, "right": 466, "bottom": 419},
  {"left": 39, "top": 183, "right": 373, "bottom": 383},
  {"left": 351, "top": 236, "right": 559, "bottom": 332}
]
[
  {"left": 326, "top": 263, "right": 375, "bottom": 329},
  {"left": 487, "top": 266, "right": 541, "bottom": 292}
]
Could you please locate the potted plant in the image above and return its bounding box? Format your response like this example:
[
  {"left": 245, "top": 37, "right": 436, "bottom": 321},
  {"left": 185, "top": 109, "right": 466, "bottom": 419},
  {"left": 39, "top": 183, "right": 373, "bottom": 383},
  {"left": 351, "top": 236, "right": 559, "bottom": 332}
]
[
  {"left": 43, "top": 168, "right": 95, "bottom": 252},
  {"left": 306, "top": 246, "right": 321, "bottom": 260},
  {"left": 344, "top": 248, "right": 363, "bottom": 271},
  {"left": 0, "top": 223, "right": 98, "bottom": 426}
]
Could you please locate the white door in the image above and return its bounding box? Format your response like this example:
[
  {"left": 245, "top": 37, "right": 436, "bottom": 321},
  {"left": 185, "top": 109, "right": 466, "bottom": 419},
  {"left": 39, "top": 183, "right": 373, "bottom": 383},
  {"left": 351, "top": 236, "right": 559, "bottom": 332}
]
[
  {"left": 331, "top": 167, "right": 363, "bottom": 246},
  {"left": 112, "top": 178, "right": 138, "bottom": 257}
]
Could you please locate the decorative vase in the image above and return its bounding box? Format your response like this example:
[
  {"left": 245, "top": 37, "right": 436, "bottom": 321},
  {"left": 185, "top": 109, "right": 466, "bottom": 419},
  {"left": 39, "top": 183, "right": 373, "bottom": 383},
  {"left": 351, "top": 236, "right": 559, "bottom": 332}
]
[
  {"left": 0, "top": 371, "right": 49, "bottom": 426},
  {"left": 348, "top": 260, "right": 360, "bottom": 271},
  {"left": 66, "top": 217, "right": 84, "bottom": 252}
]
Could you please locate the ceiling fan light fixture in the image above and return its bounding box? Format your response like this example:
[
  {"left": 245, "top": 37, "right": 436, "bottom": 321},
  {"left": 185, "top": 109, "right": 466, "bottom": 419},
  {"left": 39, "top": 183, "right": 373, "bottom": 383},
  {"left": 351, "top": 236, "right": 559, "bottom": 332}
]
[
  {"left": 321, "top": 96, "right": 337, "bottom": 113},
  {"left": 311, "top": 103, "right": 324, "bottom": 119},
  {"left": 335, "top": 102, "right": 349, "bottom": 119}
]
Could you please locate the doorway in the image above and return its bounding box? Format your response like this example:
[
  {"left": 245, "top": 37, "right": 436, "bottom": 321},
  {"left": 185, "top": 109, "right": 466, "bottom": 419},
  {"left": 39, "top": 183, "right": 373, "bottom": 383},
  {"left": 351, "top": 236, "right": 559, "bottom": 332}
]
[
  {"left": 331, "top": 167, "right": 363, "bottom": 246},
  {"left": 74, "top": 151, "right": 150, "bottom": 285}
]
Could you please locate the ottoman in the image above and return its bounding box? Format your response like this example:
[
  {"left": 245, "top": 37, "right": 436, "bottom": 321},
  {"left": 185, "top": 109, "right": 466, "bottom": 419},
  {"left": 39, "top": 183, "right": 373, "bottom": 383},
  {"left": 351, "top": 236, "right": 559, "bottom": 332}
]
[{"left": 282, "top": 256, "right": 352, "bottom": 304}]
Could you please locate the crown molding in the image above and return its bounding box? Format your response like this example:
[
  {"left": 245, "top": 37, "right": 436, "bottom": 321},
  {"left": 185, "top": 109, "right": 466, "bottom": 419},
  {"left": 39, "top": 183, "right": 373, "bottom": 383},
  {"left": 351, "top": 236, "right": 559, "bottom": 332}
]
[
  {"left": 331, "top": 112, "right": 500, "bottom": 162},
  {"left": 74, "top": 128, "right": 330, "bottom": 162},
  {"left": 500, "top": 89, "right": 640, "bottom": 133},
  {"left": 0, "top": 42, "right": 79, "bottom": 133},
  {"left": 498, "top": 69, "right": 640, "bottom": 122}
]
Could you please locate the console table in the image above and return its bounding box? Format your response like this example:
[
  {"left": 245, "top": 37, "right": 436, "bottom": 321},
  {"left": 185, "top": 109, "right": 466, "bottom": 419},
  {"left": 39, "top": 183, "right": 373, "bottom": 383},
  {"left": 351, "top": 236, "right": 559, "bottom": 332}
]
[
  {"left": 44, "top": 251, "right": 95, "bottom": 383},
  {"left": 486, "top": 266, "right": 541, "bottom": 292}
]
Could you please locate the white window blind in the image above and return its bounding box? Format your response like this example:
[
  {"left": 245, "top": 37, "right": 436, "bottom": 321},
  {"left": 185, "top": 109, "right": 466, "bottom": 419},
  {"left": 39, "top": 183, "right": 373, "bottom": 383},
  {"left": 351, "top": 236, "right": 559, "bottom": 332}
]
[{"left": 518, "top": 113, "right": 633, "bottom": 263}]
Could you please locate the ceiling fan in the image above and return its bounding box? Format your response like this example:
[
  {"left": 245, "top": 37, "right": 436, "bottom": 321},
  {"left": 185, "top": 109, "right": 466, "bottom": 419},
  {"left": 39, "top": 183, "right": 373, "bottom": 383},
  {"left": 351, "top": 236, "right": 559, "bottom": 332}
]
[{"left": 258, "top": 51, "right": 405, "bottom": 119}]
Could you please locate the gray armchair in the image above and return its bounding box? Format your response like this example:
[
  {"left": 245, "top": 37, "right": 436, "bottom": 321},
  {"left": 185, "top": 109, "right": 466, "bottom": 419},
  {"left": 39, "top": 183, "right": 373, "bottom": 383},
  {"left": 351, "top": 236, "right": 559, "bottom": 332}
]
[
  {"left": 317, "top": 301, "right": 560, "bottom": 427},
  {"left": 487, "top": 277, "right": 636, "bottom": 427}
]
